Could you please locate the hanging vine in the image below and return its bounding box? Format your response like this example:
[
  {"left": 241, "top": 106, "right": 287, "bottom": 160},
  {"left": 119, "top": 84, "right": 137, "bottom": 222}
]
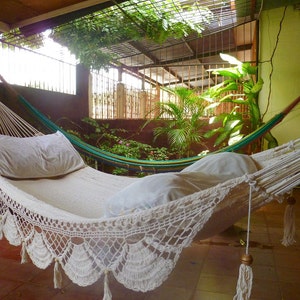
[{"left": 50, "top": 0, "right": 213, "bottom": 69}]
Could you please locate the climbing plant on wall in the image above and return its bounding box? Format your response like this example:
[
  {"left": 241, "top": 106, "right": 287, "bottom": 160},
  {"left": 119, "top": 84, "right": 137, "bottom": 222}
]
[{"left": 50, "top": 0, "right": 213, "bottom": 69}]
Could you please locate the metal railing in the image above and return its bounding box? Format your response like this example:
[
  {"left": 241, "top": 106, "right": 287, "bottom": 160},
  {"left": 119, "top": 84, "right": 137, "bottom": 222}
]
[
  {"left": 0, "top": 41, "right": 76, "bottom": 94},
  {"left": 1, "top": 41, "right": 249, "bottom": 120}
]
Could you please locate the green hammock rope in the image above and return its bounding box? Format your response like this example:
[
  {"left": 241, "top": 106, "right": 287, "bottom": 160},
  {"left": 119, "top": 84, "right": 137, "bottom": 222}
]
[{"left": 16, "top": 94, "right": 300, "bottom": 173}]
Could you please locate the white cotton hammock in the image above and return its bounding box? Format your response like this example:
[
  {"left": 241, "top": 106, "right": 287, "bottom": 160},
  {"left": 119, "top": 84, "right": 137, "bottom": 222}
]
[{"left": 0, "top": 100, "right": 300, "bottom": 299}]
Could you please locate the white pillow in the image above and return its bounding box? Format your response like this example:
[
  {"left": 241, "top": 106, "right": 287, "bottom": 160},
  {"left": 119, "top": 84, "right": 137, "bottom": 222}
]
[
  {"left": 0, "top": 131, "right": 85, "bottom": 179},
  {"left": 181, "top": 152, "right": 258, "bottom": 180},
  {"left": 105, "top": 152, "right": 258, "bottom": 218},
  {"left": 105, "top": 172, "right": 225, "bottom": 217}
]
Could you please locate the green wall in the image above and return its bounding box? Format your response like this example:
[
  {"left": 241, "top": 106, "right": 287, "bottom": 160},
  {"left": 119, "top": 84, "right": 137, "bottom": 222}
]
[{"left": 259, "top": 5, "right": 300, "bottom": 144}]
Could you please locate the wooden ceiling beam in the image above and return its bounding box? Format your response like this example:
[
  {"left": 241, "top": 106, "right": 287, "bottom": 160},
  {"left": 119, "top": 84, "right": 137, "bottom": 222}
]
[
  {"left": 128, "top": 41, "right": 190, "bottom": 88},
  {"left": 0, "top": 21, "right": 10, "bottom": 33},
  {"left": 12, "top": 0, "right": 110, "bottom": 29},
  {"left": 136, "top": 43, "right": 253, "bottom": 69}
]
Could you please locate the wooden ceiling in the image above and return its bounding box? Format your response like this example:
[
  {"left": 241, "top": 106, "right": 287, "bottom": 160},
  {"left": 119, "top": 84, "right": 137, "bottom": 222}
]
[
  {"left": 1, "top": 0, "right": 297, "bottom": 35},
  {"left": 0, "top": 0, "right": 125, "bottom": 34}
]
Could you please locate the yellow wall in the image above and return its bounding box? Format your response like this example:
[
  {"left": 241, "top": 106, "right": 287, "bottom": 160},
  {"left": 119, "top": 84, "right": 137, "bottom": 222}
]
[{"left": 259, "top": 5, "right": 300, "bottom": 144}]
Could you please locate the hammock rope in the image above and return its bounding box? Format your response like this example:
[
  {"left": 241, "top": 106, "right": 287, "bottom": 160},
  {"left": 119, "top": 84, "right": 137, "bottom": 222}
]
[{"left": 0, "top": 102, "right": 40, "bottom": 137}]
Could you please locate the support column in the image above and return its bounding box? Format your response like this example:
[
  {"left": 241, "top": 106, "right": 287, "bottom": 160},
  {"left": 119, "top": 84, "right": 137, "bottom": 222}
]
[
  {"left": 116, "top": 82, "right": 125, "bottom": 118},
  {"left": 116, "top": 67, "right": 125, "bottom": 118},
  {"left": 76, "top": 64, "right": 90, "bottom": 118},
  {"left": 139, "top": 90, "right": 147, "bottom": 118}
]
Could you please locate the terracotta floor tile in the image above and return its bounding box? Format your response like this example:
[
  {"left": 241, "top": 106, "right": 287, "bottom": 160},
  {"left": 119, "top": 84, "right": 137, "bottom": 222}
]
[
  {"left": 196, "top": 274, "right": 237, "bottom": 295},
  {"left": 273, "top": 251, "right": 300, "bottom": 269},
  {"left": 250, "top": 279, "right": 282, "bottom": 300},
  {"left": 279, "top": 281, "right": 300, "bottom": 300},
  {"left": 191, "top": 290, "right": 234, "bottom": 300},
  {"left": 0, "top": 279, "right": 23, "bottom": 298},
  {"left": 144, "top": 286, "right": 192, "bottom": 300},
  {"left": 276, "top": 266, "right": 300, "bottom": 283},
  {"left": 1, "top": 283, "right": 59, "bottom": 300}
]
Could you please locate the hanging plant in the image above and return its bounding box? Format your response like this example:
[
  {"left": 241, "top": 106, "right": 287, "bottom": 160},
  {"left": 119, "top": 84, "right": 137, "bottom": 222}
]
[{"left": 50, "top": 0, "right": 213, "bottom": 69}]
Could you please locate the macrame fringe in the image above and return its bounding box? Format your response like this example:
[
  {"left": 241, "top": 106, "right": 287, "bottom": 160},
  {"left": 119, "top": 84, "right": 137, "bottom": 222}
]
[
  {"left": 21, "top": 242, "right": 29, "bottom": 264},
  {"left": 103, "top": 270, "right": 112, "bottom": 300},
  {"left": 54, "top": 259, "right": 63, "bottom": 289},
  {"left": 234, "top": 181, "right": 254, "bottom": 300},
  {"left": 233, "top": 261, "right": 253, "bottom": 300},
  {"left": 282, "top": 196, "right": 296, "bottom": 247}
]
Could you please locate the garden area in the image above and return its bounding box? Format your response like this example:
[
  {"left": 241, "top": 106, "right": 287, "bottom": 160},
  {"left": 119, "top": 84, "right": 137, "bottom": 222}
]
[{"left": 60, "top": 54, "right": 277, "bottom": 176}]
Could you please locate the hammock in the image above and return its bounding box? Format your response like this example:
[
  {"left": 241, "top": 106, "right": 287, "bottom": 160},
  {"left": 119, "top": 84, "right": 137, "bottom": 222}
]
[
  {"left": 1, "top": 73, "right": 299, "bottom": 172},
  {"left": 0, "top": 96, "right": 300, "bottom": 298},
  {"left": 0, "top": 134, "right": 299, "bottom": 299}
]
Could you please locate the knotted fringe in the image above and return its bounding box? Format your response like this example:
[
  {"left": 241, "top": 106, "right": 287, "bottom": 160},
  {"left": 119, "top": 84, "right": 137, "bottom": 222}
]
[
  {"left": 21, "top": 242, "right": 29, "bottom": 264},
  {"left": 54, "top": 259, "right": 63, "bottom": 289},
  {"left": 103, "top": 270, "right": 112, "bottom": 300},
  {"left": 234, "top": 181, "right": 255, "bottom": 300},
  {"left": 282, "top": 196, "right": 296, "bottom": 247},
  {"left": 234, "top": 263, "right": 253, "bottom": 300}
]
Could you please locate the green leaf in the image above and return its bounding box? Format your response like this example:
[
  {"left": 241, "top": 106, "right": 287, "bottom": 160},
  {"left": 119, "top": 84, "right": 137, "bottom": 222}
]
[
  {"left": 231, "top": 98, "right": 249, "bottom": 105},
  {"left": 208, "top": 114, "right": 226, "bottom": 124},
  {"left": 214, "top": 131, "right": 230, "bottom": 146},
  {"left": 243, "top": 81, "right": 254, "bottom": 94},
  {"left": 242, "top": 62, "right": 257, "bottom": 75},
  {"left": 251, "top": 78, "right": 264, "bottom": 94},
  {"left": 212, "top": 68, "right": 241, "bottom": 79},
  {"left": 228, "top": 134, "right": 244, "bottom": 145},
  {"left": 220, "top": 53, "right": 242, "bottom": 65},
  {"left": 248, "top": 103, "right": 261, "bottom": 127},
  {"left": 203, "top": 128, "right": 221, "bottom": 139},
  {"left": 205, "top": 102, "right": 220, "bottom": 110},
  {"left": 224, "top": 119, "right": 242, "bottom": 131}
]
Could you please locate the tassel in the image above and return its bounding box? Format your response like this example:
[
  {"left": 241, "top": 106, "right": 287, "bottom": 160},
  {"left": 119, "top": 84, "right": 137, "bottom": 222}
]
[
  {"left": 234, "top": 181, "right": 254, "bottom": 299},
  {"left": 20, "top": 242, "right": 29, "bottom": 264},
  {"left": 282, "top": 196, "right": 296, "bottom": 247},
  {"left": 103, "top": 270, "right": 112, "bottom": 300},
  {"left": 233, "top": 254, "right": 253, "bottom": 300},
  {"left": 54, "top": 259, "right": 63, "bottom": 289}
]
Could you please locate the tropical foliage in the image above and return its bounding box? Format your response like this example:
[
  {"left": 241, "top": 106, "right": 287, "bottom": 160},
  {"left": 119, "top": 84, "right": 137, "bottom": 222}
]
[
  {"left": 80, "top": 117, "right": 170, "bottom": 159},
  {"left": 144, "top": 86, "right": 208, "bottom": 157},
  {"left": 203, "top": 53, "right": 278, "bottom": 149},
  {"left": 50, "top": 0, "right": 213, "bottom": 69},
  {"left": 66, "top": 118, "right": 173, "bottom": 175}
]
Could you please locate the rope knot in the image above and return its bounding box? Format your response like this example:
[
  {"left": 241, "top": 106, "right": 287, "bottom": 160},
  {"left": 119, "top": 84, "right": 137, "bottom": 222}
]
[
  {"left": 248, "top": 180, "right": 256, "bottom": 187},
  {"left": 287, "top": 140, "right": 295, "bottom": 151}
]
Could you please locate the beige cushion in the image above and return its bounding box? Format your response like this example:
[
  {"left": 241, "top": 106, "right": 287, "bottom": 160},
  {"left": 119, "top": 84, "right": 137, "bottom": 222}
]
[
  {"left": 105, "top": 152, "right": 258, "bottom": 217},
  {"left": 181, "top": 152, "right": 258, "bottom": 180},
  {"left": 0, "top": 131, "right": 85, "bottom": 179}
]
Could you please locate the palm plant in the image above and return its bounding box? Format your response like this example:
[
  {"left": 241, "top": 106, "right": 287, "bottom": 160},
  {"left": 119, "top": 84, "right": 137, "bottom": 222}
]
[
  {"left": 203, "top": 53, "right": 278, "bottom": 150},
  {"left": 145, "top": 87, "right": 208, "bottom": 157}
]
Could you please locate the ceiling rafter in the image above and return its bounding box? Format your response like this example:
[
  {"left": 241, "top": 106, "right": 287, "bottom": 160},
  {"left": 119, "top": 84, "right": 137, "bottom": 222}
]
[
  {"left": 134, "top": 43, "right": 254, "bottom": 70},
  {"left": 128, "top": 40, "right": 192, "bottom": 88}
]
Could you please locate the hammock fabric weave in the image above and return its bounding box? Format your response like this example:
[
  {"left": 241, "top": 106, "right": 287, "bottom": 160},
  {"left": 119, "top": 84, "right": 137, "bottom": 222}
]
[
  {"left": 0, "top": 138, "right": 300, "bottom": 299},
  {"left": 0, "top": 77, "right": 300, "bottom": 298}
]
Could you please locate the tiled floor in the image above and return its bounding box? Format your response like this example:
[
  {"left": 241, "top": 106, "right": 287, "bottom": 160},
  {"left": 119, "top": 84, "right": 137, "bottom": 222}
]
[{"left": 0, "top": 188, "right": 300, "bottom": 300}]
